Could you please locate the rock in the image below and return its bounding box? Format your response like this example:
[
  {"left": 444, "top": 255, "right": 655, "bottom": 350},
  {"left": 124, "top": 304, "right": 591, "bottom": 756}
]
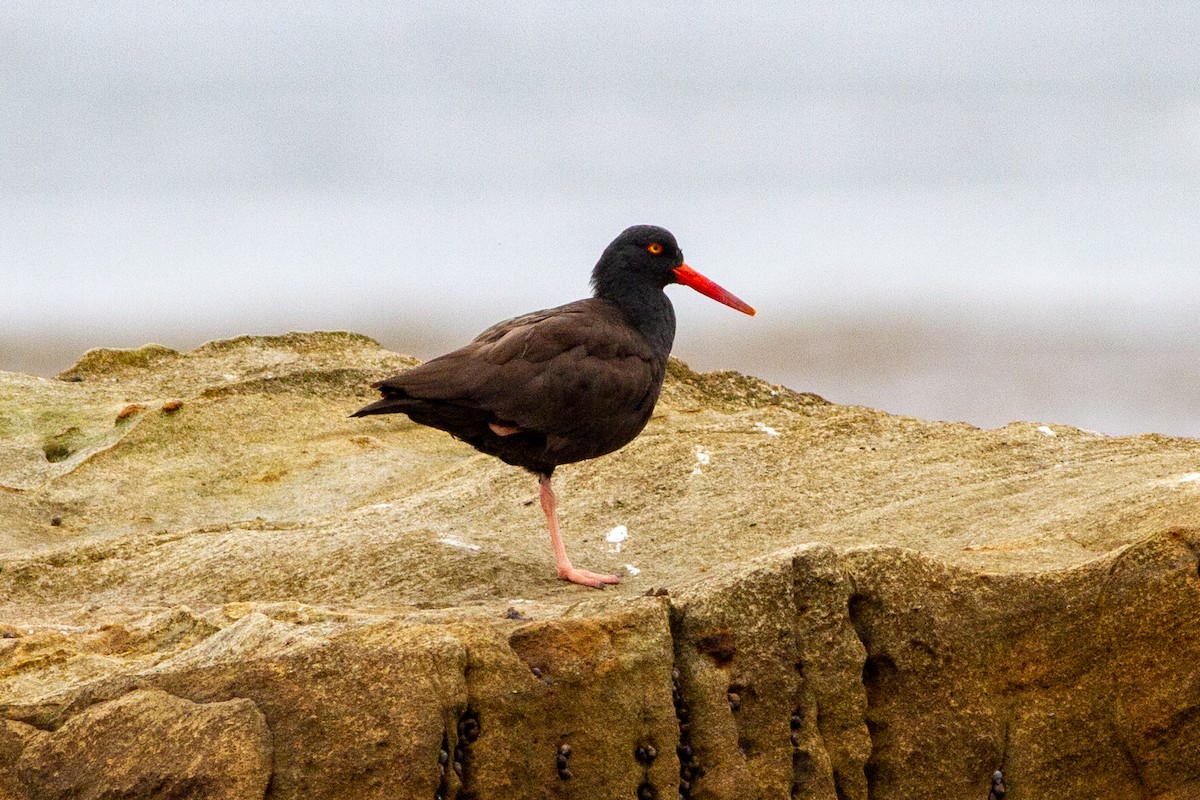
[
  {"left": 482, "top": 601, "right": 679, "bottom": 795},
  {"left": 151, "top": 625, "right": 467, "bottom": 800},
  {"left": 14, "top": 689, "right": 270, "bottom": 800},
  {"left": 1, "top": 332, "right": 1199, "bottom": 799},
  {"left": 790, "top": 544, "right": 873, "bottom": 800},
  {"left": 0, "top": 720, "right": 38, "bottom": 800},
  {"left": 842, "top": 530, "right": 1200, "bottom": 800},
  {"left": 669, "top": 558, "right": 810, "bottom": 796}
]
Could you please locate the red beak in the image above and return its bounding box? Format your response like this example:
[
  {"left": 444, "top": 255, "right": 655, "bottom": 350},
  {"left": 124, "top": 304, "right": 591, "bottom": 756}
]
[{"left": 672, "top": 264, "right": 756, "bottom": 316}]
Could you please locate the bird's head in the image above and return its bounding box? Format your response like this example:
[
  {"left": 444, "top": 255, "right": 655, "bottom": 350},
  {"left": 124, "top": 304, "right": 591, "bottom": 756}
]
[{"left": 591, "top": 225, "right": 755, "bottom": 315}]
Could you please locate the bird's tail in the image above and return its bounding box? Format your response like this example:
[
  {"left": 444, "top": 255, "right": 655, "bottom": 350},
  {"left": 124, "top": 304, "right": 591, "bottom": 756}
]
[{"left": 349, "top": 395, "right": 408, "bottom": 418}]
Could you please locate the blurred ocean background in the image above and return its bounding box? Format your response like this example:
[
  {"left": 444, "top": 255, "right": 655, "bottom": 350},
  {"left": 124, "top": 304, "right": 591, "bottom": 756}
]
[{"left": 3, "top": 3, "right": 1197, "bottom": 436}]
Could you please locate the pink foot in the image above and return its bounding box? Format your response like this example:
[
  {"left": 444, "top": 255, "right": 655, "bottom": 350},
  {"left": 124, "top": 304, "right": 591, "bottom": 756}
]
[{"left": 558, "top": 566, "right": 623, "bottom": 589}]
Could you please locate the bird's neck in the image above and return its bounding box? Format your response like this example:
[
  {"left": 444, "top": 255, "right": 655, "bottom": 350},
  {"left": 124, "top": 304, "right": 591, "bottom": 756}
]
[{"left": 598, "top": 284, "right": 677, "bottom": 360}]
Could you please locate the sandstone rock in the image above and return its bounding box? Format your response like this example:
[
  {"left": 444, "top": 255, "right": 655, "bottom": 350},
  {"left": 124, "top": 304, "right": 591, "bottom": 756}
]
[
  {"left": 152, "top": 625, "right": 466, "bottom": 800},
  {"left": 790, "top": 544, "right": 872, "bottom": 800},
  {"left": 14, "top": 688, "right": 270, "bottom": 800},
  {"left": 2, "top": 332, "right": 1199, "bottom": 799},
  {"left": 462, "top": 600, "right": 678, "bottom": 798},
  {"left": 0, "top": 721, "right": 37, "bottom": 800},
  {"left": 668, "top": 557, "right": 813, "bottom": 797}
]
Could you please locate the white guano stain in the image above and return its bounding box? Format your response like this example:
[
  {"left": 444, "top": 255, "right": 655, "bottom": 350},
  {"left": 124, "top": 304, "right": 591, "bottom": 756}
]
[
  {"left": 437, "top": 536, "right": 481, "bottom": 551},
  {"left": 606, "top": 525, "right": 629, "bottom": 553}
]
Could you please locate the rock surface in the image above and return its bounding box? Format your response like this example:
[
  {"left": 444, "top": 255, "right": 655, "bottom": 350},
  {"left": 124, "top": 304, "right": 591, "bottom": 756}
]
[
  {"left": 13, "top": 688, "right": 270, "bottom": 800},
  {"left": 1, "top": 331, "right": 1198, "bottom": 799}
]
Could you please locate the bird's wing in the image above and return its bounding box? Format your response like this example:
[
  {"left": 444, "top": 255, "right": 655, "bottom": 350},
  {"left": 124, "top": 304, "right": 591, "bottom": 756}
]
[{"left": 374, "top": 299, "right": 661, "bottom": 436}]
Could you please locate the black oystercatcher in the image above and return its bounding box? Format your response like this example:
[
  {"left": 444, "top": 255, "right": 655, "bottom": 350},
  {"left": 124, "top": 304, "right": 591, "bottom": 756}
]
[{"left": 353, "top": 225, "right": 754, "bottom": 587}]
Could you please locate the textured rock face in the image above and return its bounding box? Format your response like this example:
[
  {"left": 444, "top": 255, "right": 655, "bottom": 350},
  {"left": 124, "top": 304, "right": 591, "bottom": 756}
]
[
  {"left": 2, "top": 332, "right": 1199, "bottom": 799},
  {"left": 14, "top": 688, "right": 270, "bottom": 800},
  {"left": 4, "top": 538, "right": 1197, "bottom": 800}
]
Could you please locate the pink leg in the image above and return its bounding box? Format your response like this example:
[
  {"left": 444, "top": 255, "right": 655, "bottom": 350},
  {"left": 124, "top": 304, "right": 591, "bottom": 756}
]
[{"left": 538, "top": 475, "right": 621, "bottom": 589}]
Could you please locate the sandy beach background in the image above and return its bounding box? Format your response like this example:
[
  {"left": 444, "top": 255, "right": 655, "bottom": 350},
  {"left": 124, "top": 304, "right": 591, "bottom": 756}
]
[
  {"left": 4, "top": 304, "right": 1197, "bottom": 438},
  {"left": 3, "top": 4, "right": 1196, "bottom": 437}
]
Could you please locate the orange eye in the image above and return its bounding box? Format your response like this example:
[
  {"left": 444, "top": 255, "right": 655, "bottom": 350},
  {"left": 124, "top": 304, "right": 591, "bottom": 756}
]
[{"left": 646, "top": 243, "right": 663, "bottom": 254}]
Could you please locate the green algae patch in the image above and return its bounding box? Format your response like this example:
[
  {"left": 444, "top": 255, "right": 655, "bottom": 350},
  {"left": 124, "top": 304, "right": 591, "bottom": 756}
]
[
  {"left": 199, "top": 368, "right": 386, "bottom": 400},
  {"left": 42, "top": 427, "right": 85, "bottom": 463},
  {"left": 193, "top": 331, "right": 380, "bottom": 356},
  {"left": 61, "top": 344, "right": 180, "bottom": 380}
]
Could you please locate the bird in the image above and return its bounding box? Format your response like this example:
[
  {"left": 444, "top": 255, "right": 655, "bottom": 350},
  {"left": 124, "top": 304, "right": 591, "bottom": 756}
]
[{"left": 352, "top": 225, "right": 754, "bottom": 588}]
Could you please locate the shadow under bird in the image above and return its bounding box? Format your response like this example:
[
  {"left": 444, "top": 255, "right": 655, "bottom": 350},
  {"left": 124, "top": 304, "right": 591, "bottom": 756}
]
[{"left": 353, "top": 225, "right": 755, "bottom": 587}]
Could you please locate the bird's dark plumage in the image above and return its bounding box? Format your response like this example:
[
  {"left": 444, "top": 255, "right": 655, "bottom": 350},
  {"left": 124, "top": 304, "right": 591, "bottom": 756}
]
[
  {"left": 353, "top": 224, "right": 753, "bottom": 587},
  {"left": 352, "top": 297, "right": 665, "bottom": 476}
]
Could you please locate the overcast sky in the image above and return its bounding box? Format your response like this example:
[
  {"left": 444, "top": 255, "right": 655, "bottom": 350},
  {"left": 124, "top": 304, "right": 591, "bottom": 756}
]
[{"left": 2, "top": 2, "right": 1198, "bottom": 432}]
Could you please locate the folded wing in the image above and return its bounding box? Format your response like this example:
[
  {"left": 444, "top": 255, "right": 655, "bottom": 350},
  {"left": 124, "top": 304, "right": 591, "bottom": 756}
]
[{"left": 353, "top": 299, "right": 665, "bottom": 471}]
